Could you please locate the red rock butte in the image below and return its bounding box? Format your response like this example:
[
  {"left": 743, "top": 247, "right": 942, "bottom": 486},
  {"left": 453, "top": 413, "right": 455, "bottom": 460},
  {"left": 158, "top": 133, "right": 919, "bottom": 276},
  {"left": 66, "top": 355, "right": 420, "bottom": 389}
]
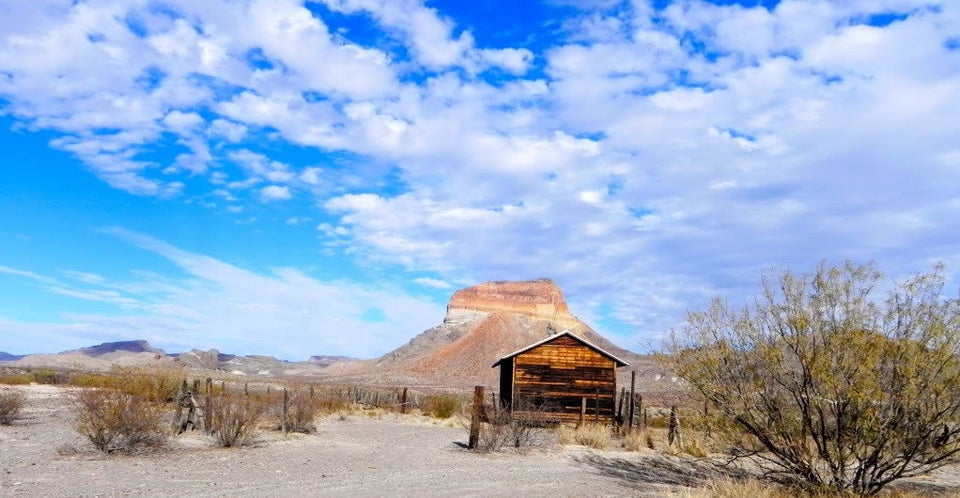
[{"left": 447, "top": 278, "right": 574, "bottom": 324}]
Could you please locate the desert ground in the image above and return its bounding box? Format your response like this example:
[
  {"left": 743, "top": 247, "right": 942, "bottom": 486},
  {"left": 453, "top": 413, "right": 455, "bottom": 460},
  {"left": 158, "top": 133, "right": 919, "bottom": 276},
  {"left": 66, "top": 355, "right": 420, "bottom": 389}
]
[{"left": 3, "top": 384, "right": 960, "bottom": 497}]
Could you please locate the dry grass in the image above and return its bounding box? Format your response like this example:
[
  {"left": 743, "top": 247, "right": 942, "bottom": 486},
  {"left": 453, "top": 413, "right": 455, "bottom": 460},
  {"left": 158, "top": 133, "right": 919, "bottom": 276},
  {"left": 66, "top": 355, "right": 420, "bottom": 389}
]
[
  {"left": 557, "top": 423, "right": 611, "bottom": 449},
  {"left": 71, "top": 367, "right": 183, "bottom": 403},
  {"left": 0, "top": 373, "right": 34, "bottom": 385},
  {"left": 683, "top": 437, "right": 709, "bottom": 458},
  {"left": 671, "top": 478, "right": 945, "bottom": 498},
  {"left": 622, "top": 428, "right": 649, "bottom": 451},
  {"left": 0, "top": 388, "right": 26, "bottom": 425},
  {"left": 670, "top": 478, "right": 794, "bottom": 498},
  {"left": 422, "top": 393, "right": 463, "bottom": 419},
  {"left": 71, "top": 388, "right": 166, "bottom": 454}
]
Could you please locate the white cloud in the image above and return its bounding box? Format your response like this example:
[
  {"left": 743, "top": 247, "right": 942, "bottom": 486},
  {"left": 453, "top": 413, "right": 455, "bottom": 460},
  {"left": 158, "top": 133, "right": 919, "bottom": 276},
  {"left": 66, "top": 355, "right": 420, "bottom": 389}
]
[
  {"left": 413, "top": 277, "right": 452, "bottom": 290},
  {"left": 0, "top": 231, "right": 444, "bottom": 358},
  {"left": 260, "top": 185, "right": 292, "bottom": 201},
  {"left": 2, "top": 0, "right": 960, "bottom": 351},
  {"left": 476, "top": 48, "right": 534, "bottom": 74},
  {"left": 208, "top": 119, "right": 248, "bottom": 142}
]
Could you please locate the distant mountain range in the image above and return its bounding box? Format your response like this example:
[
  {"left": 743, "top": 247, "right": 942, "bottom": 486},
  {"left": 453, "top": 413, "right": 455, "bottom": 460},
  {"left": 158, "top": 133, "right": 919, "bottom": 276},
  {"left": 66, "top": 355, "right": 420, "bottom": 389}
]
[
  {"left": 0, "top": 339, "right": 357, "bottom": 376},
  {"left": 0, "top": 279, "right": 678, "bottom": 401},
  {"left": 66, "top": 340, "right": 166, "bottom": 357},
  {"left": 0, "top": 352, "right": 25, "bottom": 361}
]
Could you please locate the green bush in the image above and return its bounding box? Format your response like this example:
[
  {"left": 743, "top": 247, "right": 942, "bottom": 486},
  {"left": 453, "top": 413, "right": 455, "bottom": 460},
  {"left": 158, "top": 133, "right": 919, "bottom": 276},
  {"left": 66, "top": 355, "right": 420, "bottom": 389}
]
[{"left": 32, "top": 368, "right": 68, "bottom": 385}]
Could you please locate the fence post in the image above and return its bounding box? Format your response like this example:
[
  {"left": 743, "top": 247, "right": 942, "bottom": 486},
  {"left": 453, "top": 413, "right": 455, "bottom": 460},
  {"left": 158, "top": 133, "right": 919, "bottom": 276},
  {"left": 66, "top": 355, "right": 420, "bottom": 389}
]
[
  {"left": 204, "top": 377, "right": 213, "bottom": 434},
  {"left": 639, "top": 395, "right": 645, "bottom": 428},
  {"left": 468, "top": 386, "right": 485, "bottom": 449},
  {"left": 628, "top": 371, "right": 636, "bottom": 430},
  {"left": 173, "top": 380, "right": 187, "bottom": 430},
  {"left": 282, "top": 388, "right": 289, "bottom": 434},
  {"left": 401, "top": 387, "right": 408, "bottom": 414},
  {"left": 668, "top": 405, "right": 681, "bottom": 447},
  {"left": 617, "top": 387, "right": 625, "bottom": 427}
]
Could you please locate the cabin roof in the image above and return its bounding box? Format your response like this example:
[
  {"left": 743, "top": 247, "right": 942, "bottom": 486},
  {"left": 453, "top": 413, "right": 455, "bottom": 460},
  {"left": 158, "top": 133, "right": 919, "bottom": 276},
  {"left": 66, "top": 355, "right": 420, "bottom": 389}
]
[{"left": 491, "top": 330, "right": 629, "bottom": 368}]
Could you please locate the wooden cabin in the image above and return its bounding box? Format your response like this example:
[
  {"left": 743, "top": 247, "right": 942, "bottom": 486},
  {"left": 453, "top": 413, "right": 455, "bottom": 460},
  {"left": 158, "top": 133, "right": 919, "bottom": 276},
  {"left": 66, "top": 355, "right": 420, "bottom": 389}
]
[{"left": 492, "top": 331, "right": 628, "bottom": 424}]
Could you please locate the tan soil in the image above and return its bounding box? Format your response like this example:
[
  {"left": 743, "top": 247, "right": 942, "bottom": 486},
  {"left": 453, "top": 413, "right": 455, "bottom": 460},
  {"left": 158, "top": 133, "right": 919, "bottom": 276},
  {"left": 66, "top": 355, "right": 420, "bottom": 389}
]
[
  {"left": 3, "top": 385, "right": 959, "bottom": 497},
  {"left": 0, "top": 385, "right": 686, "bottom": 497}
]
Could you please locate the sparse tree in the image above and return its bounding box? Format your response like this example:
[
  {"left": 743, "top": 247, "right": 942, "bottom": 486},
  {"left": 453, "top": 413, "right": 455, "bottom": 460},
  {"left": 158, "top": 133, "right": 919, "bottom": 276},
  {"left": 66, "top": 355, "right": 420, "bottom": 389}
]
[{"left": 669, "top": 261, "right": 960, "bottom": 495}]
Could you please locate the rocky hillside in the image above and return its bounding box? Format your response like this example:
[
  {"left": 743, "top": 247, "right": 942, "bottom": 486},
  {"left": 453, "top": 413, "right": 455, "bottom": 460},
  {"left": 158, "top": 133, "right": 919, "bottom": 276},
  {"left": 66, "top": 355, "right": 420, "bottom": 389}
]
[
  {"left": 68, "top": 340, "right": 165, "bottom": 357},
  {"left": 325, "top": 279, "right": 677, "bottom": 400}
]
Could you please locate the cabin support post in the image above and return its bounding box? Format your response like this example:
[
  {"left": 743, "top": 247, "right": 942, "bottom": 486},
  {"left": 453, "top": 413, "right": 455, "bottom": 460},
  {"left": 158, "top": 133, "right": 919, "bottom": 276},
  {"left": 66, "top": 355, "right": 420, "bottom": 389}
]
[{"left": 579, "top": 397, "right": 587, "bottom": 427}]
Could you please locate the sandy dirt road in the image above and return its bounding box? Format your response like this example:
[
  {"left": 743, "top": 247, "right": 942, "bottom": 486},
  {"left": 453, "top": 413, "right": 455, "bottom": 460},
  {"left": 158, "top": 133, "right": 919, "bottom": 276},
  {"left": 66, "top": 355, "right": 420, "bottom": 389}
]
[
  {"left": 0, "top": 385, "right": 691, "bottom": 497},
  {"left": 4, "top": 385, "right": 960, "bottom": 497}
]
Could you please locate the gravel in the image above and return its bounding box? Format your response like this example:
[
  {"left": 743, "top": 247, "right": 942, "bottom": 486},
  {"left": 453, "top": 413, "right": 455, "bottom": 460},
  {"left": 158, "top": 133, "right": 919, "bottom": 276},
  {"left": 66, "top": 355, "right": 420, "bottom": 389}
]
[{"left": 0, "top": 385, "right": 679, "bottom": 497}]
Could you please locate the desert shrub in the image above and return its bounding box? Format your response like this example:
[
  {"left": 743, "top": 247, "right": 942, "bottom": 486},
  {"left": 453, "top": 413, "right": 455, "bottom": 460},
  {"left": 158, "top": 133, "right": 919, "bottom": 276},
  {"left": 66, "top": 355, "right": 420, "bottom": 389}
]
[
  {"left": 0, "top": 389, "right": 26, "bottom": 425},
  {"left": 475, "top": 418, "right": 514, "bottom": 451},
  {"left": 422, "top": 393, "right": 463, "bottom": 419},
  {"left": 471, "top": 398, "right": 554, "bottom": 451},
  {"left": 276, "top": 389, "right": 322, "bottom": 433},
  {"left": 32, "top": 368, "right": 68, "bottom": 385},
  {"left": 0, "top": 373, "right": 33, "bottom": 385},
  {"left": 209, "top": 393, "right": 264, "bottom": 447},
  {"left": 72, "top": 388, "right": 166, "bottom": 453},
  {"left": 670, "top": 262, "right": 960, "bottom": 495}
]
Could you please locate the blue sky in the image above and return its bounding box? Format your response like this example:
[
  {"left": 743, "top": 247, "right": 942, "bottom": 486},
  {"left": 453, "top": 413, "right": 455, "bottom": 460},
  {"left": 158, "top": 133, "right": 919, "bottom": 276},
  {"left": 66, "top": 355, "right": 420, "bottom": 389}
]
[{"left": 1, "top": 0, "right": 959, "bottom": 359}]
